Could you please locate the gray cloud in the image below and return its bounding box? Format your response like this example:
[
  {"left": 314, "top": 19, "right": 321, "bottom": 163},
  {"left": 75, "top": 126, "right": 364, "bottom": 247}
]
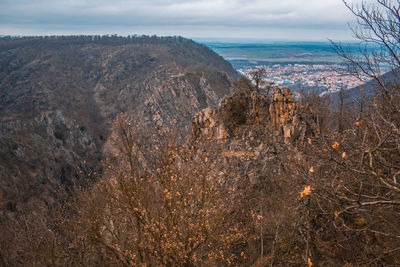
[{"left": 0, "top": 0, "right": 360, "bottom": 40}]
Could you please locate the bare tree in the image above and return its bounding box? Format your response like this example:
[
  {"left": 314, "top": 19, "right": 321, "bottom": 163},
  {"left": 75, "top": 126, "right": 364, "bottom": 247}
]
[
  {"left": 332, "top": 0, "right": 400, "bottom": 101},
  {"left": 249, "top": 66, "right": 274, "bottom": 94}
]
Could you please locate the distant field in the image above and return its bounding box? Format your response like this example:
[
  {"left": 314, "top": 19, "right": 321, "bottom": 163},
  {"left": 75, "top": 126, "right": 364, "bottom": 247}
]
[{"left": 201, "top": 41, "right": 362, "bottom": 65}]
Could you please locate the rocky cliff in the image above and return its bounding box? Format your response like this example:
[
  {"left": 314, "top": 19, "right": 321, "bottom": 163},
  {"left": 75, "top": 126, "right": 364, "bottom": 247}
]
[
  {"left": 192, "top": 87, "right": 315, "bottom": 144},
  {"left": 190, "top": 87, "right": 317, "bottom": 188}
]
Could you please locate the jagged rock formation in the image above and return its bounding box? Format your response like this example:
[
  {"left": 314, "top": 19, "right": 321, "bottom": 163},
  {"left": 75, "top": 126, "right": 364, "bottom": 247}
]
[
  {"left": 192, "top": 87, "right": 314, "bottom": 144},
  {"left": 190, "top": 87, "right": 316, "bottom": 189},
  {"left": 0, "top": 36, "right": 238, "bottom": 212}
]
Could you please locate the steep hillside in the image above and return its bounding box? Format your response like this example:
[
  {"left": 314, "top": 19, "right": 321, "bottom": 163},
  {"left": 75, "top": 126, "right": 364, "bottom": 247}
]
[
  {"left": 331, "top": 69, "right": 400, "bottom": 106},
  {"left": 0, "top": 35, "right": 238, "bottom": 212}
]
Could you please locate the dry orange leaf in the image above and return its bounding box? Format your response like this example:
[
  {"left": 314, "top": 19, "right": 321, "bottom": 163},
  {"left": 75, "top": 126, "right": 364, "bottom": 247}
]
[
  {"left": 342, "top": 152, "right": 347, "bottom": 159},
  {"left": 308, "top": 257, "right": 313, "bottom": 267},
  {"left": 300, "top": 186, "right": 312, "bottom": 199},
  {"left": 309, "top": 166, "right": 314, "bottom": 173},
  {"left": 354, "top": 121, "right": 362, "bottom": 126},
  {"left": 332, "top": 142, "right": 340, "bottom": 151},
  {"left": 355, "top": 217, "right": 366, "bottom": 226}
]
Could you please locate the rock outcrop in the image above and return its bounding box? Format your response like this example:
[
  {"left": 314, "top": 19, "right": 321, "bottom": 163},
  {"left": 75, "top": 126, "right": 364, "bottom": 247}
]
[
  {"left": 192, "top": 87, "right": 313, "bottom": 144},
  {"left": 190, "top": 87, "right": 316, "bottom": 190}
]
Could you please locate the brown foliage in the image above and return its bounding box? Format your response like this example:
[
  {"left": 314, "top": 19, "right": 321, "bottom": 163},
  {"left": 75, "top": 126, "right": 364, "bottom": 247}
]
[
  {"left": 67, "top": 117, "right": 249, "bottom": 266},
  {"left": 292, "top": 87, "right": 400, "bottom": 265}
]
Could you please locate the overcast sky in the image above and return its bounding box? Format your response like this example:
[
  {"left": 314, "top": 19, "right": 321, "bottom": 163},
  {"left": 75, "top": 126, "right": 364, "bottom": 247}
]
[{"left": 0, "top": 0, "right": 363, "bottom": 41}]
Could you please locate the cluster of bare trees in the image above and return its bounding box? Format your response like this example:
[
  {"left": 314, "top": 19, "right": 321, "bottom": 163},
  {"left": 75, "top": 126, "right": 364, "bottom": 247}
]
[
  {"left": 11, "top": 116, "right": 254, "bottom": 266},
  {"left": 288, "top": 0, "right": 400, "bottom": 265},
  {"left": 79, "top": 118, "right": 251, "bottom": 266}
]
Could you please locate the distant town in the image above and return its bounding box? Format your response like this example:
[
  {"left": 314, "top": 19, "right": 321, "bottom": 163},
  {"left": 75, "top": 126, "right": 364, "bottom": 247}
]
[
  {"left": 238, "top": 64, "right": 368, "bottom": 94},
  {"left": 201, "top": 41, "right": 372, "bottom": 94}
]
